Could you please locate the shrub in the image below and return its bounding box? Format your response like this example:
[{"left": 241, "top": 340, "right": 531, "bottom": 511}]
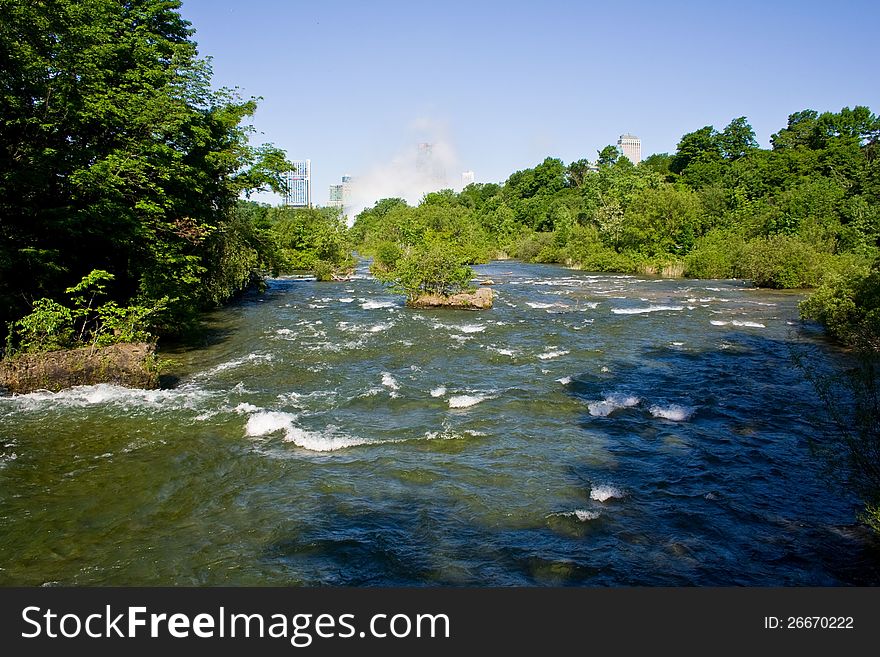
[
  {"left": 374, "top": 240, "right": 473, "bottom": 301},
  {"left": 739, "top": 235, "right": 824, "bottom": 288},
  {"left": 576, "top": 246, "right": 637, "bottom": 273},
  {"left": 5, "top": 270, "right": 161, "bottom": 356},
  {"left": 510, "top": 230, "right": 555, "bottom": 262},
  {"left": 312, "top": 260, "right": 335, "bottom": 282},
  {"left": 800, "top": 256, "right": 880, "bottom": 349},
  {"left": 685, "top": 230, "right": 745, "bottom": 279}
]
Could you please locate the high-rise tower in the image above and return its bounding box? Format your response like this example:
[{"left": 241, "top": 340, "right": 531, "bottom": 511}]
[
  {"left": 329, "top": 174, "right": 352, "bottom": 211},
  {"left": 616, "top": 135, "right": 641, "bottom": 165},
  {"left": 284, "top": 160, "right": 311, "bottom": 207}
]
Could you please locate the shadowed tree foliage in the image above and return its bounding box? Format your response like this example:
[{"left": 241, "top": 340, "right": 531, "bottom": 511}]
[{"left": 0, "top": 0, "right": 291, "bottom": 345}]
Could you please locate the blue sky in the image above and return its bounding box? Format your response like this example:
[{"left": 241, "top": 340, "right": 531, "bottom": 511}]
[{"left": 178, "top": 0, "right": 879, "bottom": 207}]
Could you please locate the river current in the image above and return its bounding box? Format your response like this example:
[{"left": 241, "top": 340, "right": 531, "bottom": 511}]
[{"left": 1, "top": 260, "right": 878, "bottom": 585}]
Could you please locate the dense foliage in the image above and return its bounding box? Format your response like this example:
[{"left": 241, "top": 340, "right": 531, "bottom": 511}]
[
  {"left": 353, "top": 107, "right": 880, "bottom": 348},
  {"left": 6, "top": 269, "right": 161, "bottom": 354},
  {"left": 266, "top": 206, "right": 355, "bottom": 281},
  {"left": 0, "top": 0, "right": 291, "bottom": 349},
  {"left": 373, "top": 239, "right": 474, "bottom": 302}
]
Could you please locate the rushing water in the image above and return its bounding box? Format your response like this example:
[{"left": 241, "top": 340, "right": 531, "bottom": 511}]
[{"left": 1, "top": 260, "right": 878, "bottom": 586}]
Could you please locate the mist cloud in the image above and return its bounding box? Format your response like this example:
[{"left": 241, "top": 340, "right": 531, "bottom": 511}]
[{"left": 348, "top": 118, "right": 463, "bottom": 219}]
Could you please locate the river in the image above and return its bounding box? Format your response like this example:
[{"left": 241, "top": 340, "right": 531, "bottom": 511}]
[{"left": 1, "top": 260, "right": 878, "bottom": 585}]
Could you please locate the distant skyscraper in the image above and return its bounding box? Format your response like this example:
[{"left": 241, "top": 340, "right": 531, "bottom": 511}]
[
  {"left": 416, "top": 143, "right": 446, "bottom": 187},
  {"left": 461, "top": 170, "right": 475, "bottom": 187},
  {"left": 617, "top": 134, "right": 641, "bottom": 164},
  {"left": 328, "top": 184, "right": 344, "bottom": 207},
  {"left": 329, "top": 174, "right": 352, "bottom": 212},
  {"left": 284, "top": 159, "right": 311, "bottom": 207}
]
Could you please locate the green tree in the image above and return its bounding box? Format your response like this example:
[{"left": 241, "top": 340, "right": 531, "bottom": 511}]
[
  {"left": 0, "top": 0, "right": 291, "bottom": 341},
  {"left": 620, "top": 185, "right": 705, "bottom": 255},
  {"left": 566, "top": 159, "right": 594, "bottom": 188},
  {"left": 641, "top": 153, "right": 673, "bottom": 178},
  {"left": 270, "top": 207, "right": 353, "bottom": 278},
  {"left": 597, "top": 145, "right": 620, "bottom": 167},
  {"left": 771, "top": 110, "right": 820, "bottom": 150},
  {"left": 718, "top": 117, "right": 758, "bottom": 161},
  {"left": 670, "top": 126, "right": 721, "bottom": 175},
  {"left": 374, "top": 239, "right": 474, "bottom": 302}
]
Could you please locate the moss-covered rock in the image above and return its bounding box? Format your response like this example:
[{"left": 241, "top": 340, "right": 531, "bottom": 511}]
[
  {"left": 0, "top": 342, "right": 159, "bottom": 394},
  {"left": 408, "top": 288, "right": 493, "bottom": 310}
]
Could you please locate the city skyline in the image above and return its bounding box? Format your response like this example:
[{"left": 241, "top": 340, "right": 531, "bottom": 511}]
[{"left": 178, "top": 0, "right": 879, "bottom": 208}]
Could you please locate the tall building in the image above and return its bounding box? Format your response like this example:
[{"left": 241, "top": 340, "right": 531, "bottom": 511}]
[
  {"left": 328, "top": 174, "right": 352, "bottom": 211},
  {"left": 416, "top": 142, "right": 446, "bottom": 187},
  {"left": 284, "top": 159, "right": 311, "bottom": 207},
  {"left": 617, "top": 134, "right": 641, "bottom": 165},
  {"left": 461, "top": 170, "right": 475, "bottom": 187}
]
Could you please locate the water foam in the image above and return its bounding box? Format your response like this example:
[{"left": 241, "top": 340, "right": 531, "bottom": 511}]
[
  {"left": 457, "top": 324, "right": 486, "bottom": 334},
  {"left": 649, "top": 404, "right": 694, "bottom": 421},
  {"left": 245, "top": 411, "right": 367, "bottom": 452},
  {"left": 587, "top": 394, "right": 640, "bottom": 417},
  {"left": 549, "top": 509, "right": 601, "bottom": 521},
  {"left": 611, "top": 305, "right": 684, "bottom": 315},
  {"left": 430, "top": 386, "right": 447, "bottom": 398},
  {"left": 381, "top": 372, "right": 400, "bottom": 395},
  {"left": 0, "top": 383, "right": 213, "bottom": 413},
  {"left": 202, "top": 352, "right": 274, "bottom": 376},
  {"left": 245, "top": 410, "right": 297, "bottom": 437},
  {"left": 449, "top": 394, "right": 491, "bottom": 409},
  {"left": 538, "top": 349, "right": 569, "bottom": 360},
  {"left": 590, "top": 485, "right": 624, "bottom": 502},
  {"left": 557, "top": 376, "right": 573, "bottom": 385},
  {"left": 712, "top": 319, "right": 765, "bottom": 328},
  {"left": 361, "top": 300, "right": 394, "bottom": 310},
  {"left": 283, "top": 426, "right": 369, "bottom": 452}
]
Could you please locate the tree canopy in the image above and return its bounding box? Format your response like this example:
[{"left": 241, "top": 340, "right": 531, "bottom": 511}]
[{"left": 1, "top": 0, "right": 291, "bottom": 344}]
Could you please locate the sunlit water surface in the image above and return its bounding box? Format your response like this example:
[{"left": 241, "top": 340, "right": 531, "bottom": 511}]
[{"left": 2, "top": 260, "right": 878, "bottom": 585}]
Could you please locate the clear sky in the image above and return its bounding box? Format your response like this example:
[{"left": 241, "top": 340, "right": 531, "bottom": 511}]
[{"left": 178, "top": 0, "right": 880, "bottom": 207}]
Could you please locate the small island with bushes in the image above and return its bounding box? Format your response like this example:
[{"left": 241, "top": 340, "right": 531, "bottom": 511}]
[{"left": 369, "top": 239, "right": 492, "bottom": 309}]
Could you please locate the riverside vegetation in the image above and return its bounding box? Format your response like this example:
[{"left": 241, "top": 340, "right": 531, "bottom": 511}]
[
  {"left": 1, "top": 2, "right": 878, "bottom": 532},
  {"left": 0, "top": 0, "right": 354, "bottom": 359},
  {"left": 352, "top": 108, "right": 880, "bottom": 350}
]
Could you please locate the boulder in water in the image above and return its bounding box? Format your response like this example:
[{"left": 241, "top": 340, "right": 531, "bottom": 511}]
[
  {"left": 0, "top": 342, "right": 159, "bottom": 394},
  {"left": 409, "top": 288, "right": 493, "bottom": 310}
]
